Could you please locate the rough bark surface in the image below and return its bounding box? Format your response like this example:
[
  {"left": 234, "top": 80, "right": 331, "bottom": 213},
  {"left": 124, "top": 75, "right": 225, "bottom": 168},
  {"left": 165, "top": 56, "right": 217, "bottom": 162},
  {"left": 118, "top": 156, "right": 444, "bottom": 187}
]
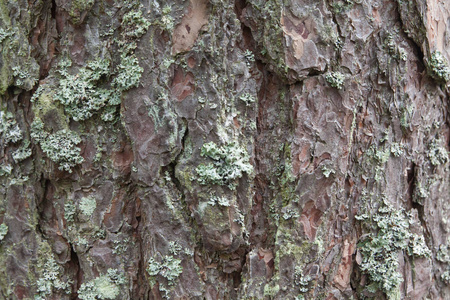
[{"left": 0, "top": 0, "right": 450, "bottom": 299}]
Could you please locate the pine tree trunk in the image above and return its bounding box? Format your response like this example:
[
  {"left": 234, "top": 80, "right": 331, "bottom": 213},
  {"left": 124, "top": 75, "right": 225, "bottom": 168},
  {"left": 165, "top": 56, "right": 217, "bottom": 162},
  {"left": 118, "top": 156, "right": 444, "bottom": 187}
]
[{"left": 0, "top": 0, "right": 449, "bottom": 299}]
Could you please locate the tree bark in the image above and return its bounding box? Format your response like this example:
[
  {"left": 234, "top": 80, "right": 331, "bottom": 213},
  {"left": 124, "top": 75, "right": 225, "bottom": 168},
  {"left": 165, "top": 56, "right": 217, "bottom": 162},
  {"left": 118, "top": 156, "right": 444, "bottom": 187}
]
[{"left": 0, "top": 0, "right": 449, "bottom": 299}]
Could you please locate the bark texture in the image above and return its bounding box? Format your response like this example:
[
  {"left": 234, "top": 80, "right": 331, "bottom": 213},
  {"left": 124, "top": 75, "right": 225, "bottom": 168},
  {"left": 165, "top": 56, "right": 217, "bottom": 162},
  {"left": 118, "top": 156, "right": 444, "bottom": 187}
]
[{"left": 0, "top": 0, "right": 450, "bottom": 299}]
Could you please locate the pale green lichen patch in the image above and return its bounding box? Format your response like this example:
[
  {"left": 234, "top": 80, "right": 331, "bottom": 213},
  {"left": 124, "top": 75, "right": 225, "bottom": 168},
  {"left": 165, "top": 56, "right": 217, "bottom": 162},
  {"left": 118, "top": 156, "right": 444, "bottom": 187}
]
[
  {"left": 428, "top": 51, "right": 450, "bottom": 82},
  {"left": 263, "top": 281, "right": 280, "bottom": 297},
  {"left": 207, "top": 195, "right": 232, "bottom": 207},
  {"left": 64, "top": 201, "right": 76, "bottom": 222},
  {"left": 31, "top": 119, "right": 84, "bottom": 172},
  {"left": 55, "top": 58, "right": 120, "bottom": 121},
  {"left": 390, "top": 143, "right": 404, "bottom": 157},
  {"left": 437, "top": 244, "right": 450, "bottom": 263},
  {"left": 244, "top": 49, "right": 255, "bottom": 66},
  {"left": 427, "top": 139, "right": 449, "bottom": 166},
  {"left": 356, "top": 199, "right": 431, "bottom": 297},
  {"left": 321, "top": 164, "right": 335, "bottom": 178},
  {"left": 0, "top": 111, "right": 22, "bottom": 144},
  {"left": 160, "top": 5, "right": 175, "bottom": 32},
  {"left": 294, "top": 267, "right": 312, "bottom": 293},
  {"left": 442, "top": 270, "right": 450, "bottom": 284},
  {"left": 196, "top": 141, "right": 253, "bottom": 189},
  {"left": 282, "top": 206, "right": 300, "bottom": 220},
  {"left": 68, "top": 0, "right": 95, "bottom": 24},
  {"left": 0, "top": 28, "right": 13, "bottom": 44},
  {"left": 0, "top": 223, "right": 8, "bottom": 241},
  {"left": 112, "top": 54, "right": 143, "bottom": 91},
  {"left": 239, "top": 92, "right": 256, "bottom": 106},
  {"left": 79, "top": 197, "right": 97, "bottom": 216},
  {"left": 78, "top": 270, "right": 125, "bottom": 300},
  {"left": 147, "top": 255, "right": 183, "bottom": 285},
  {"left": 35, "top": 256, "right": 72, "bottom": 300},
  {"left": 330, "top": 0, "right": 354, "bottom": 14},
  {"left": 325, "top": 71, "right": 345, "bottom": 89},
  {"left": 12, "top": 139, "right": 31, "bottom": 162},
  {"left": 0, "top": 164, "right": 12, "bottom": 177},
  {"left": 121, "top": 10, "right": 151, "bottom": 39}
]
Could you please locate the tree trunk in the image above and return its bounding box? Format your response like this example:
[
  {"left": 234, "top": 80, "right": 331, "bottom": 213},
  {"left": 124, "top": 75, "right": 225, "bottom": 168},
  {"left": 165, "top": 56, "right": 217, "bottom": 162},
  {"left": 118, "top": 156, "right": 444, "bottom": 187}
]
[{"left": 0, "top": 0, "right": 449, "bottom": 299}]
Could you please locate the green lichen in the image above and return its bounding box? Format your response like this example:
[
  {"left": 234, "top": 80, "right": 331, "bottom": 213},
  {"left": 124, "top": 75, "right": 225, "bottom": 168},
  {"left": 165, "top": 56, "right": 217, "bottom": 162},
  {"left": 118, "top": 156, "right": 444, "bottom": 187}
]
[
  {"left": 121, "top": 10, "right": 151, "bottom": 39},
  {"left": 282, "top": 206, "right": 300, "bottom": 220},
  {"left": 330, "top": 0, "right": 354, "bottom": 14},
  {"left": 321, "top": 165, "right": 335, "bottom": 178},
  {"left": 12, "top": 139, "right": 32, "bottom": 162},
  {"left": 390, "top": 143, "right": 404, "bottom": 157},
  {"left": 0, "top": 111, "right": 22, "bottom": 144},
  {"left": 68, "top": 0, "right": 95, "bottom": 24},
  {"left": 0, "top": 223, "right": 7, "bottom": 241},
  {"left": 437, "top": 244, "right": 450, "bottom": 263},
  {"left": 147, "top": 255, "right": 183, "bottom": 285},
  {"left": 35, "top": 256, "right": 72, "bottom": 300},
  {"left": 12, "top": 65, "right": 38, "bottom": 89},
  {"left": 196, "top": 141, "right": 253, "bottom": 189},
  {"left": 31, "top": 119, "right": 84, "bottom": 172},
  {"left": 112, "top": 237, "right": 130, "bottom": 255},
  {"left": 0, "top": 28, "right": 13, "bottom": 44},
  {"left": 55, "top": 58, "right": 119, "bottom": 121},
  {"left": 384, "top": 33, "right": 407, "bottom": 61},
  {"left": 427, "top": 139, "right": 449, "bottom": 166},
  {"left": 428, "top": 51, "right": 450, "bottom": 82},
  {"left": 79, "top": 197, "right": 97, "bottom": 216},
  {"left": 356, "top": 199, "right": 431, "bottom": 298},
  {"left": 160, "top": 5, "right": 174, "bottom": 32},
  {"left": 168, "top": 241, "right": 183, "bottom": 256},
  {"left": 112, "top": 54, "right": 143, "bottom": 91},
  {"left": 442, "top": 269, "right": 450, "bottom": 284},
  {"left": 64, "top": 201, "right": 76, "bottom": 222},
  {"left": 0, "top": 164, "right": 12, "bottom": 176},
  {"left": 263, "top": 282, "right": 280, "bottom": 297},
  {"left": 294, "top": 267, "right": 312, "bottom": 293},
  {"left": 207, "top": 195, "right": 232, "bottom": 207},
  {"left": 40, "top": 130, "right": 83, "bottom": 172},
  {"left": 78, "top": 270, "right": 124, "bottom": 300},
  {"left": 385, "top": 34, "right": 396, "bottom": 54},
  {"left": 244, "top": 49, "right": 255, "bottom": 67},
  {"left": 325, "top": 71, "right": 345, "bottom": 89},
  {"left": 239, "top": 92, "right": 256, "bottom": 106}
]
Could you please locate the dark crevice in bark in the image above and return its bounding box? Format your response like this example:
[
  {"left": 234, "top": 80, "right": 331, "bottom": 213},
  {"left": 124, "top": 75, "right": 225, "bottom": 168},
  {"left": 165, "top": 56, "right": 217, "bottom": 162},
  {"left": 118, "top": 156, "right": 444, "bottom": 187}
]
[
  {"left": 232, "top": 2, "right": 290, "bottom": 293},
  {"left": 51, "top": 0, "right": 57, "bottom": 20},
  {"left": 35, "top": 177, "right": 50, "bottom": 239},
  {"left": 163, "top": 117, "right": 189, "bottom": 215},
  {"left": 326, "top": 1, "right": 344, "bottom": 63},
  {"left": 306, "top": 68, "right": 327, "bottom": 77},
  {"left": 135, "top": 221, "right": 146, "bottom": 299},
  {"left": 407, "top": 162, "right": 432, "bottom": 249},
  {"left": 406, "top": 162, "right": 416, "bottom": 207},
  {"left": 394, "top": 1, "right": 425, "bottom": 72},
  {"left": 405, "top": 34, "right": 425, "bottom": 74},
  {"left": 69, "top": 244, "right": 81, "bottom": 300}
]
